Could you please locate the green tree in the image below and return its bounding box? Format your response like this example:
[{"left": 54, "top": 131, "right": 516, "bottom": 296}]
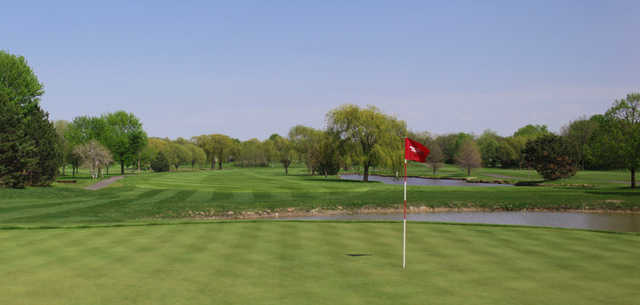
[
  {"left": 65, "top": 115, "right": 109, "bottom": 176},
  {"left": 65, "top": 115, "right": 109, "bottom": 146},
  {"left": 477, "top": 130, "right": 501, "bottom": 167},
  {"left": 435, "top": 133, "right": 472, "bottom": 164},
  {"left": 584, "top": 114, "right": 616, "bottom": 170},
  {"left": 327, "top": 105, "right": 406, "bottom": 182},
  {"left": 168, "top": 142, "right": 191, "bottom": 171},
  {"left": 54, "top": 120, "right": 73, "bottom": 175},
  {"left": 513, "top": 124, "right": 550, "bottom": 139},
  {"left": 272, "top": 136, "right": 295, "bottom": 175},
  {"left": 193, "top": 135, "right": 216, "bottom": 169},
  {"left": 505, "top": 136, "right": 528, "bottom": 168},
  {"left": 0, "top": 51, "right": 61, "bottom": 188},
  {"left": 103, "top": 111, "right": 148, "bottom": 175},
  {"left": 236, "top": 138, "right": 269, "bottom": 167},
  {"left": 603, "top": 93, "right": 640, "bottom": 188},
  {"left": 151, "top": 151, "right": 170, "bottom": 172},
  {"left": 523, "top": 134, "right": 577, "bottom": 180},
  {"left": 289, "top": 125, "right": 323, "bottom": 174},
  {"left": 210, "top": 134, "right": 234, "bottom": 169},
  {"left": 185, "top": 143, "right": 206, "bottom": 170},
  {"left": 308, "top": 132, "right": 341, "bottom": 177},
  {"left": 561, "top": 117, "right": 599, "bottom": 170},
  {"left": 495, "top": 140, "right": 518, "bottom": 168},
  {"left": 0, "top": 98, "right": 36, "bottom": 188},
  {"left": 26, "top": 108, "right": 62, "bottom": 185}
]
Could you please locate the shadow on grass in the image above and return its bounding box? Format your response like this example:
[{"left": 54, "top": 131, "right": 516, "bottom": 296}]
[{"left": 585, "top": 189, "right": 640, "bottom": 196}]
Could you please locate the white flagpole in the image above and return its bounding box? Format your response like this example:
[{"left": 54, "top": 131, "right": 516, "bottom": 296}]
[{"left": 403, "top": 158, "right": 407, "bottom": 269}]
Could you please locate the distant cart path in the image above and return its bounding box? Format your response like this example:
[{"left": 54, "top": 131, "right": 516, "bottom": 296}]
[{"left": 85, "top": 175, "right": 124, "bottom": 191}]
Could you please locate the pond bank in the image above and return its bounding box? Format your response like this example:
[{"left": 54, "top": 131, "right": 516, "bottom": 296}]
[
  {"left": 182, "top": 205, "right": 640, "bottom": 220},
  {"left": 339, "top": 174, "right": 514, "bottom": 186},
  {"left": 179, "top": 206, "right": 640, "bottom": 232}
]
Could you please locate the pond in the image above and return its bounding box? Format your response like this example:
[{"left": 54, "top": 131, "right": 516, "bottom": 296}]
[
  {"left": 287, "top": 211, "right": 640, "bottom": 232},
  {"left": 339, "top": 174, "right": 513, "bottom": 187}
]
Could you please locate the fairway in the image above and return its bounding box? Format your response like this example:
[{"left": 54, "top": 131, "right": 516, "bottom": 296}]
[
  {"left": 1, "top": 222, "right": 638, "bottom": 305},
  {"left": 2, "top": 166, "right": 639, "bottom": 226}
]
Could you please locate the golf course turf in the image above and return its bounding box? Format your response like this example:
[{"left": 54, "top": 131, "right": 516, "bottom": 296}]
[
  {"left": 1, "top": 221, "right": 638, "bottom": 305},
  {"left": 1, "top": 166, "right": 639, "bottom": 226},
  {"left": 2, "top": 166, "right": 639, "bottom": 304}
]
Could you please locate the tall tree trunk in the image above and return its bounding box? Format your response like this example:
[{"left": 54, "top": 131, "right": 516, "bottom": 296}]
[
  {"left": 62, "top": 165, "right": 66, "bottom": 176},
  {"left": 106, "top": 165, "right": 109, "bottom": 176},
  {"left": 363, "top": 164, "right": 369, "bottom": 182},
  {"left": 211, "top": 159, "right": 215, "bottom": 169},
  {"left": 218, "top": 161, "right": 223, "bottom": 170},
  {"left": 467, "top": 167, "right": 471, "bottom": 176},
  {"left": 285, "top": 164, "right": 289, "bottom": 176},
  {"left": 433, "top": 166, "right": 436, "bottom": 176},
  {"left": 631, "top": 168, "right": 636, "bottom": 189}
]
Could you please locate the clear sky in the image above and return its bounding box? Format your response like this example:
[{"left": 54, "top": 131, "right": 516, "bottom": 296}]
[{"left": 3, "top": 1, "right": 638, "bottom": 140}]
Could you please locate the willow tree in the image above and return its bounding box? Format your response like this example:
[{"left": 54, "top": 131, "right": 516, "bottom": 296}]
[
  {"left": 288, "top": 125, "right": 322, "bottom": 174},
  {"left": 193, "top": 135, "right": 215, "bottom": 169},
  {"left": 210, "top": 134, "right": 234, "bottom": 169},
  {"left": 185, "top": 143, "right": 206, "bottom": 170},
  {"left": 270, "top": 135, "right": 295, "bottom": 175},
  {"left": 327, "top": 105, "right": 406, "bottom": 182}
]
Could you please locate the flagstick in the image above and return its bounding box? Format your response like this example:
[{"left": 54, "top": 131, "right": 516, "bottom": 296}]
[{"left": 403, "top": 158, "right": 407, "bottom": 269}]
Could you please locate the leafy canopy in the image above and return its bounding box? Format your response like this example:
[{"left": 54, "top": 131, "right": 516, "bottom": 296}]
[{"left": 327, "top": 105, "right": 406, "bottom": 181}]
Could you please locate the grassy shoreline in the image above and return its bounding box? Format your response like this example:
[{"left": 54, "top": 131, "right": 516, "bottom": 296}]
[{"left": 2, "top": 165, "right": 638, "bottom": 225}]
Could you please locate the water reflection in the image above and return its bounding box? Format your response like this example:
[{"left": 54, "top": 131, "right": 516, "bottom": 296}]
[
  {"left": 339, "top": 174, "right": 513, "bottom": 187},
  {"left": 289, "top": 211, "right": 640, "bottom": 232}
]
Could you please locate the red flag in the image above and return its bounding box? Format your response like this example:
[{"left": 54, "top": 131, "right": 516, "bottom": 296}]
[{"left": 405, "top": 138, "right": 430, "bottom": 163}]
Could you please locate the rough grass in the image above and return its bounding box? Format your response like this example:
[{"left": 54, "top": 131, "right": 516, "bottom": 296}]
[
  {"left": 1, "top": 221, "right": 638, "bottom": 305},
  {"left": 2, "top": 166, "right": 639, "bottom": 225}
]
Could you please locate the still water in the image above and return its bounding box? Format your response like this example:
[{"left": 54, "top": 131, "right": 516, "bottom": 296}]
[
  {"left": 289, "top": 211, "right": 640, "bottom": 232},
  {"left": 339, "top": 174, "right": 513, "bottom": 187}
]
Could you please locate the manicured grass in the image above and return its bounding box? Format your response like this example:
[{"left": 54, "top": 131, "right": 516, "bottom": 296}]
[
  {"left": 1, "top": 221, "right": 638, "bottom": 305},
  {"left": 2, "top": 166, "right": 639, "bottom": 225},
  {"left": 371, "top": 163, "right": 632, "bottom": 187}
]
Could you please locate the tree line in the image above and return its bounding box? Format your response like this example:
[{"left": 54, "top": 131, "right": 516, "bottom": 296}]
[{"left": 2, "top": 50, "right": 639, "bottom": 188}]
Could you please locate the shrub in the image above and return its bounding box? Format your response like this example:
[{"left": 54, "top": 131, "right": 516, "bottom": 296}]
[
  {"left": 523, "top": 134, "right": 577, "bottom": 180},
  {"left": 151, "top": 151, "right": 170, "bottom": 172}
]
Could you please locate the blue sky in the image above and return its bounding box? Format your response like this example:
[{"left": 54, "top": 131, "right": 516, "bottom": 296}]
[{"left": 3, "top": 1, "right": 638, "bottom": 140}]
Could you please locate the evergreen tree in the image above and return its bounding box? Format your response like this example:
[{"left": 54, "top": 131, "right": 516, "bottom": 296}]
[
  {"left": 151, "top": 151, "right": 170, "bottom": 172},
  {"left": 0, "top": 51, "right": 61, "bottom": 188}
]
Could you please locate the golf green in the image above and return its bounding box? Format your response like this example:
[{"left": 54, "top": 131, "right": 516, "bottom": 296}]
[{"left": 1, "top": 222, "right": 638, "bottom": 305}]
